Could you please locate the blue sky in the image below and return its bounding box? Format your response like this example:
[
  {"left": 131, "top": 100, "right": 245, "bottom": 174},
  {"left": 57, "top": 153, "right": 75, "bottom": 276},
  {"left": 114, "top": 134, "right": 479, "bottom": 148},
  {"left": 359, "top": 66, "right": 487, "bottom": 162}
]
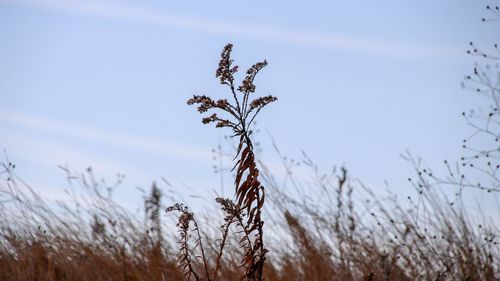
[{"left": 0, "top": 0, "right": 496, "bottom": 211}]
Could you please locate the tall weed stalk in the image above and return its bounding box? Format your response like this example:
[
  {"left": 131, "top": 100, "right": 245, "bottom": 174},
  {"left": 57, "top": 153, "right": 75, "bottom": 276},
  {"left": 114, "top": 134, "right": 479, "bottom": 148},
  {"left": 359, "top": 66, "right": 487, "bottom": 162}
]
[{"left": 167, "top": 43, "right": 277, "bottom": 281}]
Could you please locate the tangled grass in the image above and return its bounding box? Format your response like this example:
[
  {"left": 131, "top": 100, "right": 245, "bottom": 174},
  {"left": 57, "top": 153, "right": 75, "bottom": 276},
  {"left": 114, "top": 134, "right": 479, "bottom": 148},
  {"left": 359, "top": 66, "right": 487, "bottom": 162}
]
[{"left": 0, "top": 153, "right": 498, "bottom": 280}]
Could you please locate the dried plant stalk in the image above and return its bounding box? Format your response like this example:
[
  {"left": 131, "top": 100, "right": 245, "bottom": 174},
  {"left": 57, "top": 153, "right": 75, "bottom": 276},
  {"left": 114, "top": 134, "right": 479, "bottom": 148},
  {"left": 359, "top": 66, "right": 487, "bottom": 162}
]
[{"left": 168, "top": 43, "right": 276, "bottom": 281}]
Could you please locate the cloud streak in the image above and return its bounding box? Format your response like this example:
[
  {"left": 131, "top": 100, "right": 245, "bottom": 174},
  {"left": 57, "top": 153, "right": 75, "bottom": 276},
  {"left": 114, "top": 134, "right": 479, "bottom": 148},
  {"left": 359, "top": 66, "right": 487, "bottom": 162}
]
[
  {"left": 0, "top": 0, "right": 459, "bottom": 59},
  {"left": 0, "top": 111, "right": 212, "bottom": 162}
]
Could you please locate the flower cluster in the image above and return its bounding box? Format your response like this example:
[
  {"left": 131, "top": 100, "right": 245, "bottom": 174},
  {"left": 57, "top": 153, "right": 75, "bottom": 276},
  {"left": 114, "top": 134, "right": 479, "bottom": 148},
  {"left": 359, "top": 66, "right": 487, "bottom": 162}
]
[
  {"left": 186, "top": 95, "right": 216, "bottom": 113},
  {"left": 216, "top": 44, "right": 239, "bottom": 85},
  {"left": 238, "top": 60, "right": 268, "bottom": 94},
  {"left": 166, "top": 203, "right": 193, "bottom": 230},
  {"left": 249, "top": 95, "right": 278, "bottom": 111},
  {"left": 187, "top": 43, "right": 277, "bottom": 138},
  {"left": 215, "top": 197, "right": 243, "bottom": 225}
]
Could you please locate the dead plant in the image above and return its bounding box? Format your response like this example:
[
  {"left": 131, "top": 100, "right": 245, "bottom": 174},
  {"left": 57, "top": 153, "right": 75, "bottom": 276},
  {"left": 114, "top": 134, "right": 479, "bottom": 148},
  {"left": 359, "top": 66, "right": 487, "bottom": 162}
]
[{"left": 167, "top": 43, "right": 277, "bottom": 281}]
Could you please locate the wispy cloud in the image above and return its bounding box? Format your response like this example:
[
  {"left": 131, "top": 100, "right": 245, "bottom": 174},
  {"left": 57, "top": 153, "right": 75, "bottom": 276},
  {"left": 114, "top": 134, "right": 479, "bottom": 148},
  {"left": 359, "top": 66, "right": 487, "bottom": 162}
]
[
  {"left": 0, "top": 111, "right": 212, "bottom": 162},
  {"left": 0, "top": 0, "right": 459, "bottom": 59}
]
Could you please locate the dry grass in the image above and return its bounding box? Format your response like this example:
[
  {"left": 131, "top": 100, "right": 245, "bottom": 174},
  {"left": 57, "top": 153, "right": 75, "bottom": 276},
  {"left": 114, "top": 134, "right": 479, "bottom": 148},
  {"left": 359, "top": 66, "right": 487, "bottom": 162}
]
[{"left": 0, "top": 156, "right": 498, "bottom": 280}]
